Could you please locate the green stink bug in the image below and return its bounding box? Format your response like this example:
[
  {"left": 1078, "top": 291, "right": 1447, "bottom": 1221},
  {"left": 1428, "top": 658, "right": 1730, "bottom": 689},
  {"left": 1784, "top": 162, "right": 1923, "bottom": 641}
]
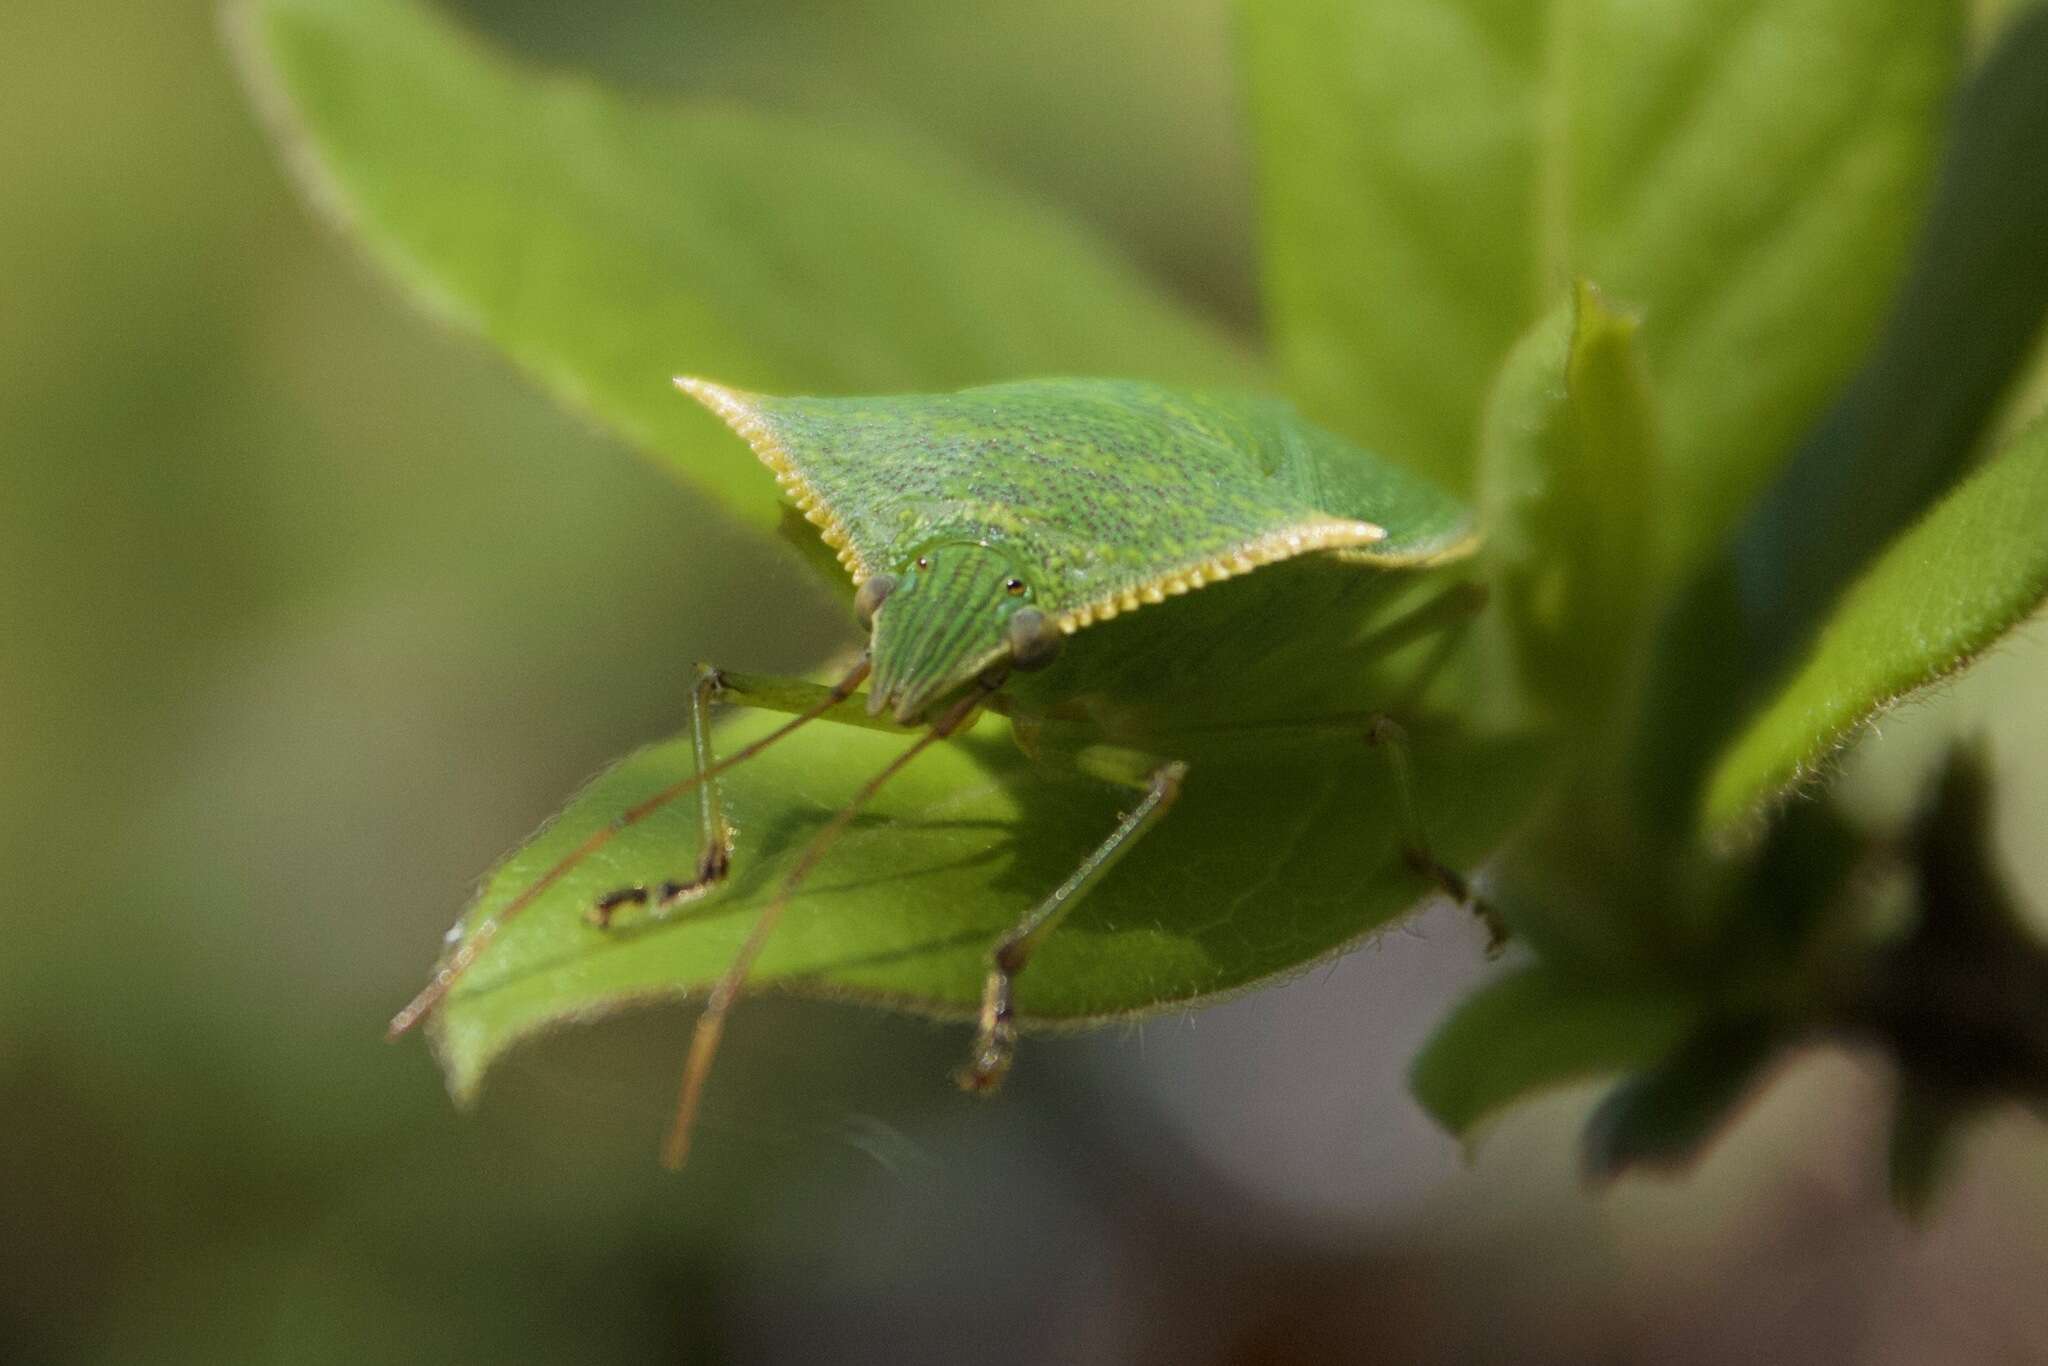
[{"left": 392, "top": 377, "right": 1491, "bottom": 1165}]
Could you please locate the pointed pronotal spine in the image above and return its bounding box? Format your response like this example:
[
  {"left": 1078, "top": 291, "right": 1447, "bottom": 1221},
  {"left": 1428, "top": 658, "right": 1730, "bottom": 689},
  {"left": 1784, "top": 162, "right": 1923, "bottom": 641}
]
[
  {"left": 675, "top": 376, "right": 878, "bottom": 583},
  {"left": 677, "top": 376, "right": 1397, "bottom": 642}
]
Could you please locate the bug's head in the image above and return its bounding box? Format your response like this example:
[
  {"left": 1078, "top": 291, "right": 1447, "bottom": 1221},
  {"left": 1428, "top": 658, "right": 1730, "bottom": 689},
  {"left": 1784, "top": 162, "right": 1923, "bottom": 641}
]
[{"left": 857, "top": 541, "right": 1064, "bottom": 723}]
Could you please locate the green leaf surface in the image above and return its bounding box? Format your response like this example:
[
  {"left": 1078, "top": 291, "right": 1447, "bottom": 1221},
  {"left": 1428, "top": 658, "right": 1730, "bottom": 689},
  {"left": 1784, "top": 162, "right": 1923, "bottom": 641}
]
[
  {"left": 1242, "top": 0, "right": 1959, "bottom": 555},
  {"left": 431, "top": 708, "right": 1545, "bottom": 1100},
  {"left": 1703, "top": 418, "right": 2048, "bottom": 833},
  {"left": 1582, "top": 1015, "right": 1781, "bottom": 1179},
  {"left": 1240, "top": 1, "right": 1541, "bottom": 486},
  {"left": 1975, "top": 0, "right": 2048, "bottom": 52},
  {"left": 233, "top": 0, "right": 1252, "bottom": 535},
  {"left": 1409, "top": 963, "right": 1697, "bottom": 1139},
  {"left": 1556, "top": 0, "right": 1960, "bottom": 568},
  {"left": 1476, "top": 280, "right": 1659, "bottom": 727},
  {"left": 1634, "top": 6, "right": 2048, "bottom": 835}
]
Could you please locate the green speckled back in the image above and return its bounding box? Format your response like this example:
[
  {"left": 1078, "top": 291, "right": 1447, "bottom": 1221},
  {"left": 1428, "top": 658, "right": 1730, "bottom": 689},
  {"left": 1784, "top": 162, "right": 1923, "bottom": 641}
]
[
  {"left": 682, "top": 376, "right": 1478, "bottom": 720},
  {"left": 686, "top": 378, "right": 1473, "bottom": 600}
]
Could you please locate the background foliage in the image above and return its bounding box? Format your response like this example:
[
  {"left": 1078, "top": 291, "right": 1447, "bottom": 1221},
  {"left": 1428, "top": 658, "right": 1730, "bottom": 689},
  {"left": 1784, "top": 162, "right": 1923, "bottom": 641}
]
[{"left": 6, "top": 1, "right": 2048, "bottom": 1362}]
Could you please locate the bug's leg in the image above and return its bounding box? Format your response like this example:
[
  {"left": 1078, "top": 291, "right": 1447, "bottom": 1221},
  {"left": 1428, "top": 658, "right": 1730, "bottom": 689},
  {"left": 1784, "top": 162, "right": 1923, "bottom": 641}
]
[
  {"left": 588, "top": 664, "right": 731, "bottom": 926},
  {"left": 663, "top": 682, "right": 994, "bottom": 1169},
  {"left": 387, "top": 657, "right": 885, "bottom": 1039},
  {"left": 587, "top": 664, "right": 917, "bottom": 927},
  {"left": 1346, "top": 579, "right": 1500, "bottom": 944},
  {"left": 957, "top": 759, "right": 1188, "bottom": 1094},
  {"left": 1362, "top": 715, "right": 1507, "bottom": 953}
]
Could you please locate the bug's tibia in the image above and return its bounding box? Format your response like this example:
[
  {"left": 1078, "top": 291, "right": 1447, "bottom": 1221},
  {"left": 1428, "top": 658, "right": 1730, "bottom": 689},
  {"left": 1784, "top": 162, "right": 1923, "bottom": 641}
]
[{"left": 956, "top": 971, "right": 1018, "bottom": 1095}]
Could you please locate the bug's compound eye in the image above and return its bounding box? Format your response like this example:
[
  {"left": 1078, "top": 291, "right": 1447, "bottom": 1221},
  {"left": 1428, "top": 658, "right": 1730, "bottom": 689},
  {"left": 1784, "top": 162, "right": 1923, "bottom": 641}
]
[
  {"left": 1003, "top": 577, "right": 1028, "bottom": 597},
  {"left": 915, "top": 554, "right": 931, "bottom": 571},
  {"left": 1005, "top": 607, "right": 1062, "bottom": 672},
  {"left": 853, "top": 574, "right": 897, "bottom": 630}
]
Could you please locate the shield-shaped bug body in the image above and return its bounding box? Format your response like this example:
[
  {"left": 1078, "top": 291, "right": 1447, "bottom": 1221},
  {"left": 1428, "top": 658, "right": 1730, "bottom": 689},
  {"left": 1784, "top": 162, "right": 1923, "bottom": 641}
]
[{"left": 393, "top": 377, "right": 1488, "bottom": 1165}]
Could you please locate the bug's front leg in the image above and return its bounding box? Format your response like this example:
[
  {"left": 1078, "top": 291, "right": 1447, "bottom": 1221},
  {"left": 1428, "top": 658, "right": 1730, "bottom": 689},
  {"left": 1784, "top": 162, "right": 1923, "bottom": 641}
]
[
  {"left": 957, "top": 759, "right": 1188, "bottom": 1094},
  {"left": 587, "top": 663, "right": 906, "bottom": 928},
  {"left": 585, "top": 664, "right": 734, "bottom": 927}
]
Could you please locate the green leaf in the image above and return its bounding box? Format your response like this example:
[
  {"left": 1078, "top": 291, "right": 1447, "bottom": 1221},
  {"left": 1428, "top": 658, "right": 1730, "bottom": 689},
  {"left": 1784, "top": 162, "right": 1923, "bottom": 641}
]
[
  {"left": 232, "top": 0, "right": 1252, "bottom": 536},
  {"left": 431, "top": 709, "right": 1547, "bottom": 1099},
  {"left": 1556, "top": 2, "right": 1961, "bottom": 568},
  {"left": 1240, "top": 1, "right": 1542, "bottom": 485},
  {"left": 1410, "top": 963, "right": 1697, "bottom": 1139},
  {"left": 1582, "top": 1015, "right": 1780, "bottom": 1179},
  {"left": 1974, "top": 0, "right": 2048, "bottom": 53},
  {"left": 1634, "top": 8, "right": 2048, "bottom": 835},
  {"left": 1242, "top": 0, "right": 1959, "bottom": 551},
  {"left": 1476, "top": 280, "right": 1659, "bottom": 726},
  {"left": 1702, "top": 417, "right": 2048, "bottom": 833}
]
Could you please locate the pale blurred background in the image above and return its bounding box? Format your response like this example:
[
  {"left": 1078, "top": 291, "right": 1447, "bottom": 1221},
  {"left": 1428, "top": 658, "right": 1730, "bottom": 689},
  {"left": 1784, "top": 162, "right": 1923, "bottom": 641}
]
[{"left": 4, "top": 2, "right": 2046, "bottom": 1362}]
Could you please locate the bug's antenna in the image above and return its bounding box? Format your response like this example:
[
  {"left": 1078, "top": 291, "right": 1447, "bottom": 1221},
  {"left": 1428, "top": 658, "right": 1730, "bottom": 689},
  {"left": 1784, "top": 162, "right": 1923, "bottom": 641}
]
[
  {"left": 386, "top": 656, "right": 875, "bottom": 1041},
  {"left": 661, "top": 679, "right": 995, "bottom": 1169}
]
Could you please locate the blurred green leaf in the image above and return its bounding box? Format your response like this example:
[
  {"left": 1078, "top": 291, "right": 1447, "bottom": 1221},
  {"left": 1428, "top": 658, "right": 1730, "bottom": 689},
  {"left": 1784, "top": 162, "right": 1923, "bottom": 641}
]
[
  {"left": 1409, "top": 963, "right": 1696, "bottom": 1139},
  {"left": 1582, "top": 1015, "right": 1779, "bottom": 1180},
  {"left": 432, "top": 708, "right": 1545, "bottom": 1099},
  {"left": 233, "top": 0, "right": 1252, "bottom": 536},
  {"left": 1638, "top": 9, "right": 2048, "bottom": 833},
  {"left": 445, "top": 0, "right": 1261, "bottom": 328},
  {"left": 1555, "top": 1, "right": 1961, "bottom": 569},
  {"left": 1239, "top": 1, "right": 1542, "bottom": 485},
  {"left": 1243, "top": 0, "right": 1958, "bottom": 551},
  {"left": 1477, "top": 280, "right": 1658, "bottom": 727},
  {"left": 1974, "top": 0, "right": 2048, "bottom": 52},
  {"left": 1992, "top": 327, "right": 2048, "bottom": 450},
  {"left": 1702, "top": 418, "right": 2048, "bottom": 833}
]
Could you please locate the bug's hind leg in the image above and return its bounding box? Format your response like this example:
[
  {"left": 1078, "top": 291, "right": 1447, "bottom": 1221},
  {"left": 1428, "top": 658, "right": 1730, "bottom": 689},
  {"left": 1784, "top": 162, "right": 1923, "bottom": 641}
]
[
  {"left": 957, "top": 760, "right": 1188, "bottom": 1094},
  {"left": 587, "top": 663, "right": 905, "bottom": 929},
  {"left": 1362, "top": 715, "right": 1507, "bottom": 954},
  {"left": 1349, "top": 578, "right": 1502, "bottom": 948}
]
